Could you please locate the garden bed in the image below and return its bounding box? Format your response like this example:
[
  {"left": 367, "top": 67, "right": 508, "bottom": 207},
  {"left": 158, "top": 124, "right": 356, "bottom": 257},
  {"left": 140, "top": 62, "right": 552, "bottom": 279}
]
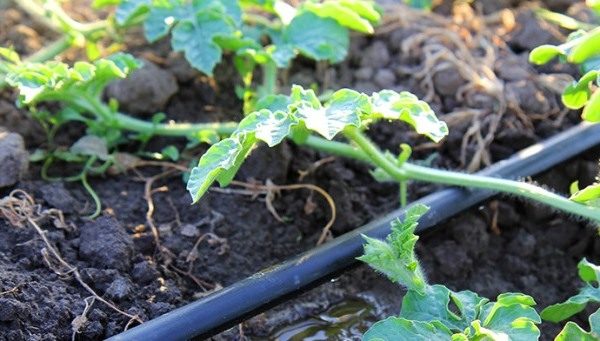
[{"left": 0, "top": 0, "right": 598, "bottom": 340}]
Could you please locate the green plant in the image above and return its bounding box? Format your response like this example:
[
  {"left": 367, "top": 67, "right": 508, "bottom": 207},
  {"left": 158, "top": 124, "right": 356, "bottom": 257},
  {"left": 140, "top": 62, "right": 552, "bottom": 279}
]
[
  {"left": 0, "top": 50, "right": 237, "bottom": 217},
  {"left": 185, "top": 83, "right": 600, "bottom": 222},
  {"left": 358, "top": 204, "right": 542, "bottom": 340},
  {"left": 540, "top": 259, "right": 600, "bottom": 334},
  {"left": 529, "top": 28, "right": 600, "bottom": 122},
  {"left": 111, "top": 0, "right": 381, "bottom": 110},
  {"left": 5, "top": 50, "right": 600, "bottom": 222},
  {"left": 534, "top": 258, "right": 600, "bottom": 340}
]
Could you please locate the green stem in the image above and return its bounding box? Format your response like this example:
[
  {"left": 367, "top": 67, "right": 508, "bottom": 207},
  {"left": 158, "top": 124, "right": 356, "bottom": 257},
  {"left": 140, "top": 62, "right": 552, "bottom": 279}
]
[
  {"left": 342, "top": 126, "right": 600, "bottom": 222},
  {"left": 27, "top": 36, "right": 72, "bottom": 62},
  {"left": 16, "top": 0, "right": 108, "bottom": 36},
  {"left": 261, "top": 61, "right": 278, "bottom": 97},
  {"left": 113, "top": 113, "right": 238, "bottom": 137},
  {"left": 80, "top": 167, "right": 102, "bottom": 219},
  {"left": 399, "top": 181, "right": 407, "bottom": 208}
]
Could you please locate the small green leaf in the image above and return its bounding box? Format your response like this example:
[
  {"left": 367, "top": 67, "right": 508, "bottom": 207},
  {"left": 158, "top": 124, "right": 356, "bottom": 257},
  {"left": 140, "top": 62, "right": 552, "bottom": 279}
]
[
  {"left": 529, "top": 45, "right": 564, "bottom": 65},
  {"left": 115, "top": 0, "right": 151, "bottom": 27},
  {"left": 338, "top": 0, "right": 381, "bottom": 23},
  {"left": 0, "top": 47, "right": 20, "bottom": 64},
  {"left": 186, "top": 138, "right": 243, "bottom": 203},
  {"left": 582, "top": 88, "right": 600, "bottom": 122},
  {"left": 161, "top": 145, "right": 180, "bottom": 161},
  {"left": 541, "top": 259, "right": 600, "bottom": 323},
  {"left": 358, "top": 204, "right": 430, "bottom": 293},
  {"left": 569, "top": 28, "right": 600, "bottom": 64},
  {"left": 371, "top": 90, "right": 448, "bottom": 143},
  {"left": 562, "top": 70, "right": 597, "bottom": 110},
  {"left": 570, "top": 182, "right": 600, "bottom": 205},
  {"left": 554, "top": 310, "right": 600, "bottom": 341},
  {"left": 363, "top": 317, "right": 452, "bottom": 341},
  {"left": 303, "top": 1, "right": 376, "bottom": 34}
]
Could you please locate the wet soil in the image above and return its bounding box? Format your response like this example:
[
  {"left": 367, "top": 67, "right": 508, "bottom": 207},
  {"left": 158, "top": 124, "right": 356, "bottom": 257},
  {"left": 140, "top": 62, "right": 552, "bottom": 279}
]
[{"left": 0, "top": 1, "right": 598, "bottom": 340}]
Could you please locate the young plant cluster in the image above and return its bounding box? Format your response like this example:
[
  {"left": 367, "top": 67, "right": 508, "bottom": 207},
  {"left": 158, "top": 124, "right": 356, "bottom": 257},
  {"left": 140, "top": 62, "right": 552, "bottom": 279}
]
[
  {"left": 2, "top": 1, "right": 600, "bottom": 339},
  {"left": 359, "top": 205, "right": 600, "bottom": 340}
]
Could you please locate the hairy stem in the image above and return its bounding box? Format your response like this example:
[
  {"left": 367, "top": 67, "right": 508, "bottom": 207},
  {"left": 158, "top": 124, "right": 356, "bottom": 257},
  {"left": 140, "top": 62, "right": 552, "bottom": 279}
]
[{"left": 342, "top": 126, "right": 600, "bottom": 222}]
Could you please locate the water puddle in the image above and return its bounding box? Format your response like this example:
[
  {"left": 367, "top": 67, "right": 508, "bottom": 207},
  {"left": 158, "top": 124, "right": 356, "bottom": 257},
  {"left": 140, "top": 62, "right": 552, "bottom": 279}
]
[{"left": 270, "top": 298, "right": 377, "bottom": 341}]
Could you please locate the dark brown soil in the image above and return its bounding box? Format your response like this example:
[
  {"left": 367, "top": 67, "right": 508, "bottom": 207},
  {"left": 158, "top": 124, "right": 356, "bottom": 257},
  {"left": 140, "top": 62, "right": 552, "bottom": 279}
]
[{"left": 0, "top": 1, "right": 598, "bottom": 340}]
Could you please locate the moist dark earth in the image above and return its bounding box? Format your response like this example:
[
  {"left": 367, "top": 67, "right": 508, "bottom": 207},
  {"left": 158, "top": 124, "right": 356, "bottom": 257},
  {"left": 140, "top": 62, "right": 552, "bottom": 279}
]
[{"left": 0, "top": 0, "right": 599, "bottom": 340}]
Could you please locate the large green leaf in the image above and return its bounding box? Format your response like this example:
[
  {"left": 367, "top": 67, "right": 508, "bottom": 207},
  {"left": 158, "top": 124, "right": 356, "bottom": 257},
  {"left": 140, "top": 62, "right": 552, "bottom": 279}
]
[
  {"left": 293, "top": 88, "right": 368, "bottom": 139},
  {"left": 541, "top": 259, "right": 600, "bottom": 323},
  {"left": 235, "top": 109, "right": 296, "bottom": 146},
  {"left": 476, "top": 293, "right": 541, "bottom": 341},
  {"left": 171, "top": 10, "right": 235, "bottom": 75},
  {"left": 371, "top": 90, "right": 448, "bottom": 143},
  {"left": 363, "top": 317, "right": 451, "bottom": 341},
  {"left": 283, "top": 12, "right": 349, "bottom": 65},
  {"left": 186, "top": 138, "right": 244, "bottom": 203},
  {"left": 401, "top": 285, "right": 487, "bottom": 332}
]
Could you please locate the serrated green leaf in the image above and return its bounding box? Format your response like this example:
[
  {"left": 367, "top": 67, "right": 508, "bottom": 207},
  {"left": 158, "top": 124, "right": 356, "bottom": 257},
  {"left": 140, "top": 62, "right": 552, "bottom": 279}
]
[
  {"left": 283, "top": 12, "right": 349, "bottom": 64},
  {"left": 358, "top": 204, "right": 429, "bottom": 293},
  {"left": 186, "top": 138, "right": 243, "bottom": 203},
  {"left": 5, "top": 53, "right": 141, "bottom": 105},
  {"left": 171, "top": 10, "right": 234, "bottom": 75},
  {"left": 363, "top": 317, "right": 452, "bottom": 341},
  {"left": 529, "top": 45, "right": 565, "bottom": 65},
  {"left": 371, "top": 90, "right": 448, "bottom": 143},
  {"left": 235, "top": 109, "right": 295, "bottom": 146},
  {"left": 293, "top": 88, "right": 368, "bottom": 139},
  {"left": 541, "top": 259, "right": 600, "bottom": 323}
]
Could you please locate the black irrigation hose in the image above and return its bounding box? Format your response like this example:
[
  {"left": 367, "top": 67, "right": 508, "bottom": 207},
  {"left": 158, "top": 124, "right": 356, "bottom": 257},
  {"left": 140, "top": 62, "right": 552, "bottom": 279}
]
[{"left": 110, "top": 122, "right": 600, "bottom": 341}]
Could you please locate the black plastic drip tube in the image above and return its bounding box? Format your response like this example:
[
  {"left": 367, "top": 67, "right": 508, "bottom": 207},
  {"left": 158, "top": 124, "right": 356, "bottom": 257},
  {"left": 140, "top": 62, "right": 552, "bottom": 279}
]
[{"left": 110, "top": 122, "right": 600, "bottom": 341}]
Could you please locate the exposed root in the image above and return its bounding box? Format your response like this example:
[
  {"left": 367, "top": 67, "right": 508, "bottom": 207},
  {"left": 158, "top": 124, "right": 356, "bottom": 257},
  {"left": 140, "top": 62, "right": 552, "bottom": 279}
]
[
  {"left": 212, "top": 180, "right": 337, "bottom": 245},
  {"left": 0, "top": 284, "right": 22, "bottom": 296},
  {"left": 131, "top": 163, "right": 223, "bottom": 294},
  {"left": 378, "top": 2, "right": 566, "bottom": 171},
  {"left": 298, "top": 156, "right": 336, "bottom": 181},
  {"left": 0, "top": 190, "right": 143, "bottom": 333},
  {"left": 71, "top": 296, "right": 95, "bottom": 341}
]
